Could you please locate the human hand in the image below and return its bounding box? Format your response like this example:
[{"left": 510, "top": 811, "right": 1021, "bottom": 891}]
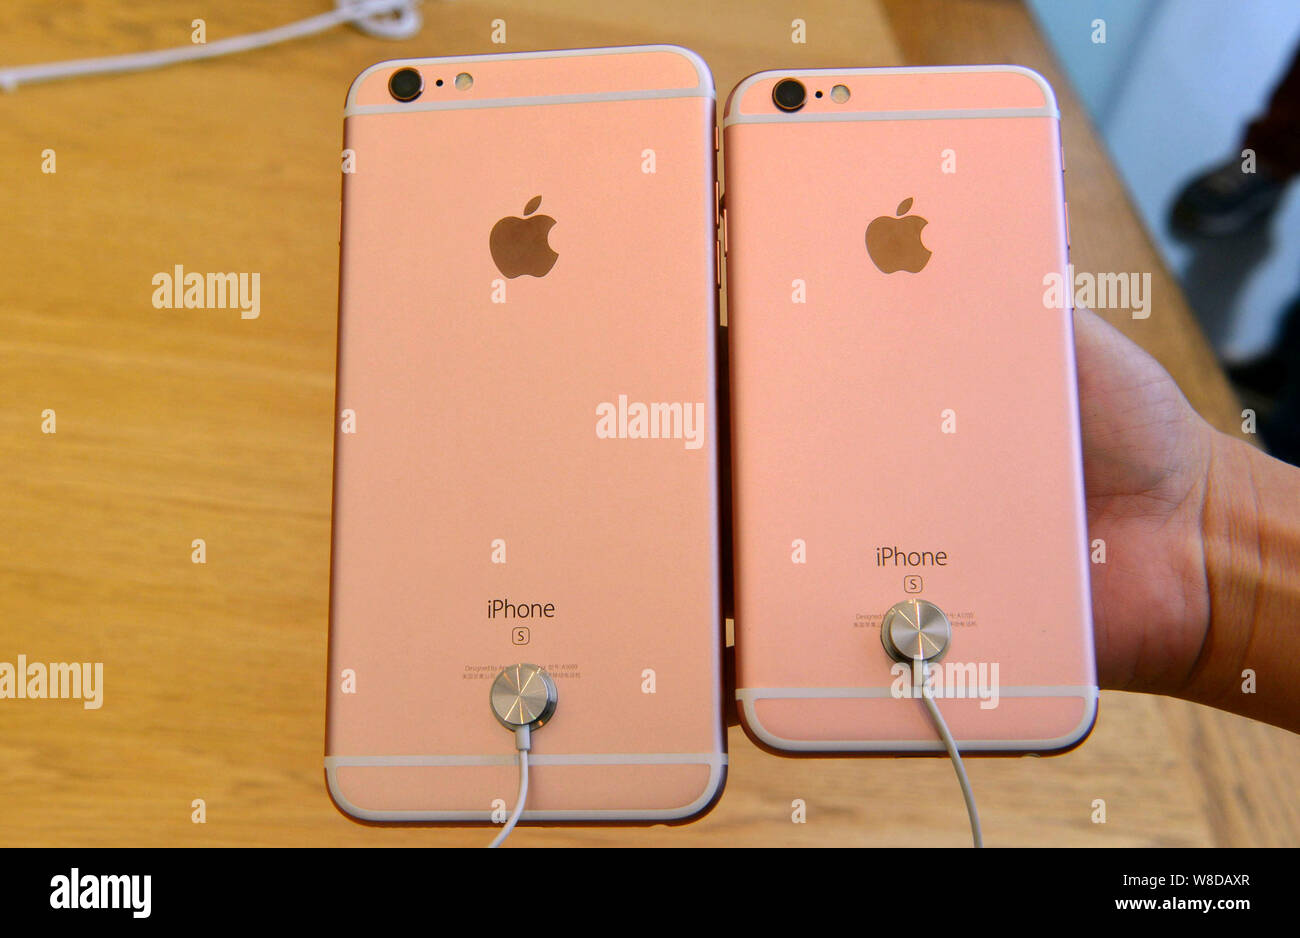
[{"left": 1072, "top": 306, "right": 1215, "bottom": 696}]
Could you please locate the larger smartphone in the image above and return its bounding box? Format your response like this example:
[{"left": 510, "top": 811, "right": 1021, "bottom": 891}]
[
  {"left": 725, "top": 66, "right": 1096, "bottom": 753},
  {"left": 327, "top": 46, "right": 725, "bottom": 821}
]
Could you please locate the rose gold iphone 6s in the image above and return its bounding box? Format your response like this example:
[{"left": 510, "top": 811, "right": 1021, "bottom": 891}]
[
  {"left": 725, "top": 66, "right": 1095, "bottom": 754},
  {"left": 327, "top": 46, "right": 725, "bottom": 822}
]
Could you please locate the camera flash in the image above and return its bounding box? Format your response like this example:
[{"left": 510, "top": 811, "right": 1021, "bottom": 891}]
[
  {"left": 455, "top": 72, "right": 474, "bottom": 91},
  {"left": 831, "top": 84, "right": 851, "bottom": 103}
]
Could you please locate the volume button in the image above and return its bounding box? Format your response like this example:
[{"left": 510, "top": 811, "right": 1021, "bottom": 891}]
[{"left": 714, "top": 180, "right": 720, "bottom": 227}]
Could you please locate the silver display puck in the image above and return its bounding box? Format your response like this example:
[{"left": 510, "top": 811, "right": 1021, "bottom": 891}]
[
  {"left": 490, "top": 663, "right": 558, "bottom": 731},
  {"left": 880, "top": 599, "right": 951, "bottom": 663}
]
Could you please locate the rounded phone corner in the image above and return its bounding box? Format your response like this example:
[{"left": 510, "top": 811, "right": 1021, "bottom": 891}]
[
  {"left": 324, "top": 764, "right": 390, "bottom": 825},
  {"left": 657, "top": 754, "right": 729, "bottom": 826},
  {"left": 735, "top": 692, "right": 815, "bottom": 757},
  {"left": 643, "top": 43, "right": 714, "bottom": 93},
  {"left": 722, "top": 70, "right": 771, "bottom": 122},
  {"left": 344, "top": 58, "right": 399, "bottom": 110},
  {"left": 1026, "top": 687, "right": 1098, "bottom": 756},
  {"left": 992, "top": 64, "right": 1059, "bottom": 114}
]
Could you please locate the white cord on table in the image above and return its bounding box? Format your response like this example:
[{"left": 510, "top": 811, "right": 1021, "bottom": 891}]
[
  {"left": 0, "top": 0, "right": 423, "bottom": 92},
  {"left": 919, "top": 659, "right": 983, "bottom": 848}
]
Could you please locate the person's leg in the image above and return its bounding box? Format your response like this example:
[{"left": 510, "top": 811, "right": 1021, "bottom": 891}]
[
  {"left": 1170, "top": 42, "right": 1300, "bottom": 237},
  {"left": 1261, "top": 295, "right": 1300, "bottom": 466},
  {"left": 1243, "top": 43, "right": 1300, "bottom": 177}
]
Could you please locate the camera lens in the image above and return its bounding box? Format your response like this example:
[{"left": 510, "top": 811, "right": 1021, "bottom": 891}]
[
  {"left": 772, "top": 78, "right": 806, "bottom": 112},
  {"left": 388, "top": 67, "right": 423, "bottom": 102}
]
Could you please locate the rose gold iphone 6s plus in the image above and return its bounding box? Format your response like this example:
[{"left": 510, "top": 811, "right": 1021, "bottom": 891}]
[
  {"left": 725, "top": 66, "right": 1095, "bottom": 754},
  {"left": 327, "top": 46, "right": 725, "bottom": 822}
]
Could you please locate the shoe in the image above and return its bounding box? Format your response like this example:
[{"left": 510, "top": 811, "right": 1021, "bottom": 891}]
[
  {"left": 1169, "top": 157, "right": 1286, "bottom": 238},
  {"left": 1227, "top": 353, "right": 1290, "bottom": 398},
  {"left": 1227, "top": 292, "right": 1300, "bottom": 397}
]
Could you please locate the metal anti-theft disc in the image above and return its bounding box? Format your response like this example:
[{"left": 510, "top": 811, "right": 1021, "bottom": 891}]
[
  {"left": 490, "top": 663, "right": 558, "bottom": 730},
  {"left": 881, "top": 599, "right": 952, "bottom": 663}
]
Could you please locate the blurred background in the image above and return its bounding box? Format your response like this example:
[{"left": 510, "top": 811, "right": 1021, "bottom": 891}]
[{"left": 1032, "top": 0, "right": 1300, "bottom": 464}]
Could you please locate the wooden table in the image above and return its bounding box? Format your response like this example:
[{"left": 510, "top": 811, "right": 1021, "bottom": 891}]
[{"left": 0, "top": 0, "right": 1294, "bottom": 847}]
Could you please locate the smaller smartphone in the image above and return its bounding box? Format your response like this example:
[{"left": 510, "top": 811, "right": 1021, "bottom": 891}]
[{"left": 725, "top": 66, "right": 1096, "bottom": 754}]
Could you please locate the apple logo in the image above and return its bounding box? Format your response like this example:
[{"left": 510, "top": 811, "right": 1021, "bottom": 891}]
[
  {"left": 489, "top": 195, "right": 559, "bottom": 279},
  {"left": 865, "top": 197, "right": 932, "bottom": 274}
]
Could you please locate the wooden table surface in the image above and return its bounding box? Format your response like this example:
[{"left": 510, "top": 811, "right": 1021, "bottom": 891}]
[{"left": 1, "top": 0, "right": 1295, "bottom": 847}]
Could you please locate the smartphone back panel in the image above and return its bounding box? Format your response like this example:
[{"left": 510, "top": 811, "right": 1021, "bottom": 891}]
[
  {"left": 327, "top": 47, "right": 724, "bottom": 820},
  {"left": 725, "top": 67, "right": 1095, "bottom": 752}
]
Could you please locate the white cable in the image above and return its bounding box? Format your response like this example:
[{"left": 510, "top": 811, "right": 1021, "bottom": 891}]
[
  {"left": 487, "top": 746, "right": 529, "bottom": 849},
  {"left": 919, "top": 659, "right": 983, "bottom": 848},
  {"left": 0, "top": 0, "right": 423, "bottom": 92}
]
